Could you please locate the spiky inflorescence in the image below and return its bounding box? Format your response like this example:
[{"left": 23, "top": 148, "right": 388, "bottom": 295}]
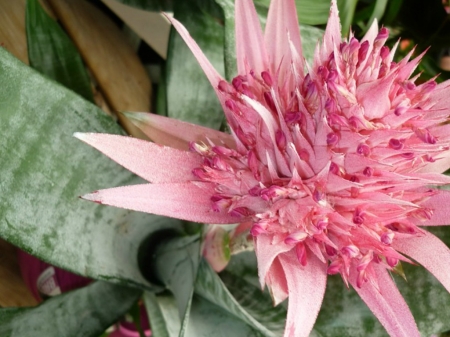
[
  {"left": 191, "top": 23, "right": 450, "bottom": 289},
  {"left": 76, "top": 0, "right": 450, "bottom": 336}
]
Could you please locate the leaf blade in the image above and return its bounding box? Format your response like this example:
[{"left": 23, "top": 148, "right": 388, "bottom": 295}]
[
  {"left": 0, "top": 48, "right": 181, "bottom": 290},
  {"left": 0, "top": 281, "right": 141, "bottom": 337},
  {"left": 26, "top": 0, "right": 94, "bottom": 102}
]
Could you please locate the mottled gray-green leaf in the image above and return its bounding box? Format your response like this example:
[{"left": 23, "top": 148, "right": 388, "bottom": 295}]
[
  {"left": 145, "top": 291, "right": 262, "bottom": 337},
  {"left": 195, "top": 259, "right": 279, "bottom": 337},
  {"left": 214, "top": 0, "right": 236, "bottom": 80},
  {"left": 0, "top": 48, "right": 182, "bottom": 290},
  {"left": 144, "top": 292, "right": 172, "bottom": 337},
  {"left": 153, "top": 235, "right": 201, "bottom": 336},
  {"left": 186, "top": 295, "right": 262, "bottom": 337},
  {"left": 219, "top": 270, "right": 286, "bottom": 336},
  {"left": 26, "top": 0, "right": 93, "bottom": 102},
  {"left": 0, "top": 281, "right": 141, "bottom": 337}
]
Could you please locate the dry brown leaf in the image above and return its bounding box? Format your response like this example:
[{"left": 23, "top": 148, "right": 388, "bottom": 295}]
[
  {"left": 0, "top": 239, "right": 38, "bottom": 307},
  {"left": 47, "top": 0, "right": 152, "bottom": 137},
  {"left": 0, "top": 0, "right": 28, "bottom": 64}
]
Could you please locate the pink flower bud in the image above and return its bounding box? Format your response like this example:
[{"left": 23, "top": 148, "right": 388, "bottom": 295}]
[
  {"left": 380, "top": 232, "right": 394, "bottom": 245},
  {"left": 327, "top": 132, "right": 339, "bottom": 146},
  {"left": 357, "top": 143, "right": 371, "bottom": 157},
  {"left": 285, "top": 231, "right": 308, "bottom": 245},
  {"left": 341, "top": 245, "right": 360, "bottom": 258},
  {"left": 389, "top": 138, "right": 404, "bottom": 150},
  {"left": 261, "top": 71, "right": 273, "bottom": 86},
  {"left": 327, "top": 259, "right": 342, "bottom": 274},
  {"left": 295, "top": 243, "right": 308, "bottom": 266}
]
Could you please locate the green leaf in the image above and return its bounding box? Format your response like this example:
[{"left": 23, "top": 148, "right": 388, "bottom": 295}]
[
  {"left": 254, "top": 0, "right": 331, "bottom": 25},
  {"left": 25, "top": 0, "right": 93, "bottom": 102},
  {"left": 0, "top": 281, "right": 141, "bottom": 337},
  {"left": 295, "top": 0, "right": 332, "bottom": 25},
  {"left": 144, "top": 292, "right": 173, "bottom": 337},
  {"left": 383, "top": 0, "right": 403, "bottom": 26},
  {"left": 0, "top": 48, "right": 182, "bottom": 290},
  {"left": 145, "top": 291, "right": 262, "bottom": 337},
  {"left": 214, "top": 0, "right": 236, "bottom": 80},
  {"left": 166, "top": 0, "right": 225, "bottom": 129},
  {"left": 153, "top": 235, "right": 201, "bottom": 336},
  {"left": 219, "top": 270, "right": 286, "bottom": 336},
  {"left": 186, "top": 295, "right": 261, "bottom": 336},
  {"left": 299, "top": 25, "right": 325, "bottom": 65},
  {"left": 337, "top": 0, "right": 359, "bottom": 37},
  {"left": 365, "top": 0, "right": 388, "bottom": 33},
  {"left": 195, "top": 259, "right": 281, "bottom": 337}
]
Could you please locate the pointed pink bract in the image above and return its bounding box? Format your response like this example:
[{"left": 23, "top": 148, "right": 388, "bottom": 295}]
[
  {"left": 166, "top": 15, "right": 224, "bottom": 89},
  {"left": 235, "top": 0, "right": 268, "bottom": 75},
  {"left": 279, "top": 251, "right": 327, "bottom": 337},
  {"left": 121, "top": 112, "right": 235, "bottom": 151},
  {"left": 350, "top": 264, "right": 420, "bottom": 337},
  {"left": 394, "top": 230, "right": 450, "bottom": 293},
  {"left": 81, "top": 182, "right": 239, "bottom": 224},
  {"left": 264, "top": 0, "right": 303, "bottom": 82},
  {"left": 74, "top": 133, "right": 201, "bottom": 183}
]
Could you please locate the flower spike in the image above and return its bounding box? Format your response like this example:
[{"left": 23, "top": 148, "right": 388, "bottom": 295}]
[{"left": 78, "top": 0, "right": 450, "bottom": 335}]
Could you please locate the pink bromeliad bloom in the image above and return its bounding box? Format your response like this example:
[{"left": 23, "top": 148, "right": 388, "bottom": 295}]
[{"left": 75, "top": 0, "right": 450, "bottom": 336}]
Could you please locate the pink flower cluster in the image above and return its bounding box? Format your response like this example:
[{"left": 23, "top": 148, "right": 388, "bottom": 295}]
[{"left": 76, "top": 1, "right": 450, "bottom": 336}]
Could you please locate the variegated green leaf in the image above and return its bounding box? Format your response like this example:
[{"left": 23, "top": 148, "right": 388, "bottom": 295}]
[
  {"left": 153, "top": 235, "right": 201, "bottom": 336},
  {"left": 145, "top": 291, "right": 263, "bottom": 337},
  {"left": 195, "top": 259, "right": 279, "bottom": 337},
  {"left": 0, "top": 48, "right": 181, "bottom": 290},
  {"left": 26, "top": 0, "right": 93, "bottom": 102},
  {"left": 0, "top": 281, "right": 141, "bottom": 337}
]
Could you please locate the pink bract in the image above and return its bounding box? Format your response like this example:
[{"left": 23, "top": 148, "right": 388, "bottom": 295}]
[{"left": 75, "top": 1, "right": 450, "bottom": 336}]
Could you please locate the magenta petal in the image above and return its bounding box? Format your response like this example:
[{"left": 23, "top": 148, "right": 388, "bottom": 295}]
[
  {"left": 81, "top": 182, "right": 238, "bottom": 224},
  {"left": 278, "top": 250, "right": 327, "bottom": 337},
  {"left": 349, "top": 264, "right": 420, "bottom": 337},
  {"left": 415, "top": 190, "right": 450, "bottom": 226},
  {"left": 264, "top": 0, "right": 303, "bottom": 78},
  {"left": 74, "top": 133, "right": 201, "bottom": 183},
  {"left": 393, "top": 230, "right": 450, "bottom": 293},
  {"left": 235, "top": 0, "right": 268, "bottom": 75},
  {"left": 121, "top": 112, "right": 235, "bottom": 151}
]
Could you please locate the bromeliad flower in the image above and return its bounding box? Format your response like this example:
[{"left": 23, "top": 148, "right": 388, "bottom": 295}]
[{"left": 75, "top": 0, "right": 450, "bottom": 336}]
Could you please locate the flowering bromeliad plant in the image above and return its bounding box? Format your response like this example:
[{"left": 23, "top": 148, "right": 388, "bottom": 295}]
[{"left": 75, "top": 0, "right": 450, "bottom": 336}]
